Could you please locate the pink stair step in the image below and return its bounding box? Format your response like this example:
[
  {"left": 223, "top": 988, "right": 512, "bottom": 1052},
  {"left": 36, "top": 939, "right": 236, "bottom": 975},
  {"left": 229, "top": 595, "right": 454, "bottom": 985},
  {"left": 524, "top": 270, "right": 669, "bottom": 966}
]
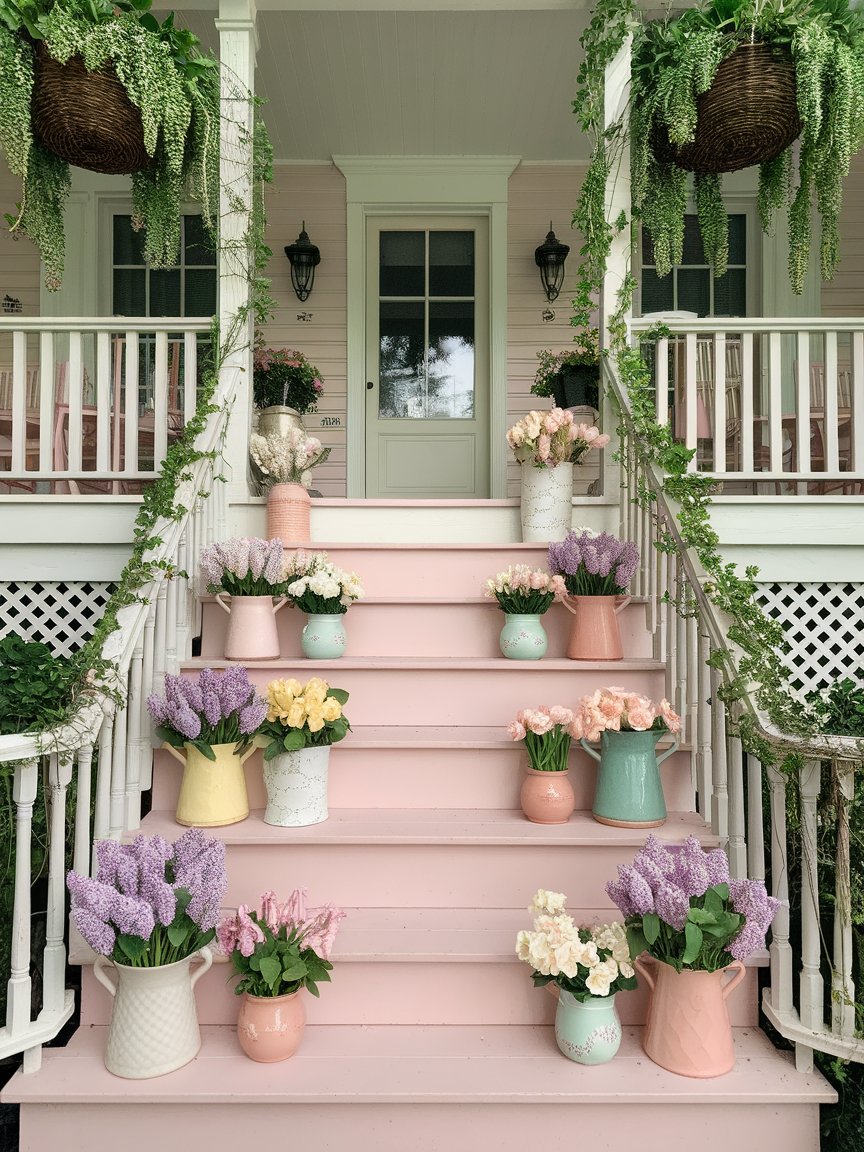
[
  {"left": 180, "top": 657, "right": 667, "bottom": 726},
  {"left": 138, "top": 807, "right": 718, "bottom": 909},
  {"left": 198, "top": 597, "right": 653, "bottom": 660},
  {"left": 77, "top": 906, "right": 762, "bottom": 1029},
  {"left": 5, "top": 1025, "right": 833, "bottom": 1152},
  {"left": 150, "top": 728, "right": 694, "bottom": 812}
]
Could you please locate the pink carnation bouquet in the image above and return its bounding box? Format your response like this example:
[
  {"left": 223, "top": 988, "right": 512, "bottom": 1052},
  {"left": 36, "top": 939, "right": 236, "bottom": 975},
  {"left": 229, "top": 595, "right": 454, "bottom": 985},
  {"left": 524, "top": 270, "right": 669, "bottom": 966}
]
[
  {"left": 507, "top": 408, "right": 610, "bottom": 469},
  {"left": 571, "top": 688, "right": 681, "bottom": 742},
  {"left": 483, "top": 565, "right": 566, "bottom": 615},
  {"left": 507, "top": 705, "right": 574, "bottom": 772},
  {"left": 218, "top": 888, "right": 346, "bottom": 999}
]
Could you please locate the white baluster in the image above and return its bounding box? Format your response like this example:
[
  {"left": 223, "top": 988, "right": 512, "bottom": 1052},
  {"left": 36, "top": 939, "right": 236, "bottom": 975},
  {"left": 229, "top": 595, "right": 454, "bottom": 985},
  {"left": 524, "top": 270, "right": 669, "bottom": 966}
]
[
  {"left": 11, "top": 329, "right": 27, "bottom": 474},
  {"left": 685, "top": 610, "right": 698, "bottom": 768},
  {"left": 712, "top": 333, "right": 727, "bottom": 473},
  {"left": 746, "top": 752, "right": 765, "bottom": 883},
  {"left": 740, "top": 331, "right": 754, "bottom": 474},
  {"left": 832, "top": 759, "right": 856, "bottom": 1039},
  {"left": 7, "top": 759, "right": 38, "bottom": 1039},
  {"left": 710, "top": 667, "right": 728, "bottom": 840},
  {"left": 73, "top": 742, "right": 95, "bottom": 878},
  {"left": 125, "top": 637, "right": 145, "bottom": 830},
  {"left": 796, "top": 331, "right": 811, "bottom": 474},
  {"left": 124, "top": 330, "right": 140, "bottom": 475},
  {"left": 674, "top": 559, "right": 687, "bottom": 732},
  {"left": 165, "top": 546, "right": 179, "bottom": 676},
  {"left": 92, "top": 717, "right": 115, "bottom": 871},
  {"left": 38, "top": 331, "right": 55, "bottom": 472},
  {"left": 696, "top": 633, "right": 713, "bottom": 823},
  {"left": 153, "top": 329, "right": 169, "bottom": 468},
  {"left": 797, "top": 758, "right": 823, "bottom": 1072},
  {"left": 43, "top": 754, "right": 73, "bottom": 1016},
  {"left": 769, "top": 331, "right": 783, "bottom": 473},
  {"left": 664, "top": 551, "right": 675, "bottom": 702},
  {"left": 766, "top": 763, "right": 794, "bottom": 1020},
  {"left": 655, "top": 337, "right": 669, "bottom": 428},
  {"left": 110, "top": 700, "right": 128, "bottom": 839},
  {"left": 727, "top": 733, "right": 747, "bottom": 878},
  {"left": 685, "top": 333, "right": 698, "bottom": 470},
  {"left": 853, "top": 330, "right": 864, "bottom": 475},
  {"left": 824, "top": 330, "right": 840, "bottom": 473},
  {"left": 176, "top": 529, "right": 190, "bottom": 663}
]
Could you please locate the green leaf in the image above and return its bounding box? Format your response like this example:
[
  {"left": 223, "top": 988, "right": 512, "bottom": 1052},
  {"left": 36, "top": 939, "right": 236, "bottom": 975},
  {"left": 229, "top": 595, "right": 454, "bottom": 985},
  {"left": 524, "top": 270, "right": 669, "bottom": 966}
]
[
  {"left": 626, "top": 925, "right": 648, "bottom": 960},
  {"left": 259, "top": 956, "right": 282, "bottom": 989},
  {"left": 194, "top": 741, "right": 217, "bottom": 761},
  {"left": 703, "top": 887, "right": 725, "bottom": 916},
  {"left": 682, "top": 922, "right": 704, "bottom": 965},
  {"left": 642, "top": 913, "right": 661, "bottom": 945},
  {"left": 282, "top": 730, "right": 307, "bottom": 752},
  {"left": 116, "top": 934, "right": 150, "bottom": 961},
  {"left": 167, "top": 924, "right": 190, "bottom": 948},
  {"left": 280, "top": 959, "right": 308, "bottom": 981},
  {"left": 327, "top": 688, "right": 349, "bottom": 705},
  {"left": 687, "top": 907, "right": 719, "bottom": 926}
]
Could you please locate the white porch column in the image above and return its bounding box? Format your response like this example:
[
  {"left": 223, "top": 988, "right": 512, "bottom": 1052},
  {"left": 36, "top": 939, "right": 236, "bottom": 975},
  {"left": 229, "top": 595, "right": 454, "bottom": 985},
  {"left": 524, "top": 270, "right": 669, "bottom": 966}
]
[
  {"left": 217, "top": 0, "right": 258, "bottom": 503},
  {"left": 600, "top": 37, "right": 632, "bottom": 498}
]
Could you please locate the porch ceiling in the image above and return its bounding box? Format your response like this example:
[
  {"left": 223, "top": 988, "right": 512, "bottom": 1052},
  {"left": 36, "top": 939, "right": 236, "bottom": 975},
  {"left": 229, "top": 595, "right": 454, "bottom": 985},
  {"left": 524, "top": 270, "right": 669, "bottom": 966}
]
[{"left": 178, "top": 8, "right": 591, "bottom": 161}]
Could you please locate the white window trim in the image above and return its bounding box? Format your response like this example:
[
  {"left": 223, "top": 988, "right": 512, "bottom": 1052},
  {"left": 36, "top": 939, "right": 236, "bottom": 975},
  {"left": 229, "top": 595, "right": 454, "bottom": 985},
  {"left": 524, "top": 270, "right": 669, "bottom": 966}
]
[{"left": 333, "top": 155, "right": 519, "bottom": 498}]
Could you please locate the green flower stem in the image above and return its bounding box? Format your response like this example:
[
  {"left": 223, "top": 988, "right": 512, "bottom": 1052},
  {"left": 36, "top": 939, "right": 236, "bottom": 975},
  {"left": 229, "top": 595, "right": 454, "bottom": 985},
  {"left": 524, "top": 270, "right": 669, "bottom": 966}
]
[{"left": 525, "top": 728, "right": 571, "bottom": 772}]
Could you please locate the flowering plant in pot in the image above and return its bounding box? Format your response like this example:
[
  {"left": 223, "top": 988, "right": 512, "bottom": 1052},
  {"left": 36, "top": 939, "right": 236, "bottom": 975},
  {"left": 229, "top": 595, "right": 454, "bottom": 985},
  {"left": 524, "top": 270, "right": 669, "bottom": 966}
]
[
  {"left": 146, "top": 667, "right": 267, "bottom": 826},
  {"left": 483, "top": 565, "right": 566, "bottom": 660},
  {"left": 256, "top": 677, "right": 351, "bottom": 826},
  {"left": 573, "top": 688, "right": 682, "bottom": 829},
  {"left": 283, "top": 550, "right": 364, "bottom": 659},
  {"left": 217, "top": 888, "right": 345, "bottom": 1062},
  {"left": 507, "top": 706, "right": 576, "bottom": 824},
  {"left": 250, "top": 428, "right": 332, "bottom": 546},
  {"left": 532, "top": 329, "right": 601, "bottom": 411},
  {"left": 199, "top": 537, "right": 288, "bottom": 661},
  {"left": 517, "top": 889, "right": 636, "bottom": 1064},
  {"left": 253, "top": 347, "right": 324, "bottom": 416},
  {"left": 607, "top": 835, "right": 780, "bottom": 1077},
  {"left": 548, "top": 530, "right": 639, "bottom": 660},
  {"left": 66, "top": 828, "right": 227, "bottom": 1078}
]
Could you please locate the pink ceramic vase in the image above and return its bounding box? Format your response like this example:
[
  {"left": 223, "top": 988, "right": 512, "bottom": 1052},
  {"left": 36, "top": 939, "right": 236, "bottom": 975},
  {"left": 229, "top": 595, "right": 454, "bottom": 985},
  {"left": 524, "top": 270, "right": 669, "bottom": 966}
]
[
  {"left": 215, "top": 593, "right": 287, "bottom": 661},
  {"left": 520, "top": 767, "right": 575, "bottom": 824},
  {"left": 267, "top": 482, "right": 311, "bottom": 545},
  {"left": 563, "top": 594, "right": 631, "bottom": 661},
  {"left": 236, "top": 989, "right": 306, "bottom": 1063},
  {"left": 635, "top": 955, "right": 746, "bottom": 1077}
]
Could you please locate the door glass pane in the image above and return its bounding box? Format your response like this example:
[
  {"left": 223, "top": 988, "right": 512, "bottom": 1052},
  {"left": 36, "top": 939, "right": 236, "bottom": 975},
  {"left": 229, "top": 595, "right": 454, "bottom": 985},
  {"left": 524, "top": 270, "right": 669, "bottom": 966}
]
[
  {"left": 379, "top": 232, "right": 424, "bottom": 296},
  {"left": 677, "top": 269, "right": 710, "bottom": 317},
  {"left": 113, "top": 268, "right": 146, "bottom": 316},
  {"left": 713, "top": 269, "right": 746, "bottom": 316},
  {"left": 379, "top": 300, "right": 425, "bottom": 418},
  {"left": 427, "top": 301, "right": 475, "bottom": 418},
  {"left": 429, "top": 231, "right": 474, "bottom": 296}
]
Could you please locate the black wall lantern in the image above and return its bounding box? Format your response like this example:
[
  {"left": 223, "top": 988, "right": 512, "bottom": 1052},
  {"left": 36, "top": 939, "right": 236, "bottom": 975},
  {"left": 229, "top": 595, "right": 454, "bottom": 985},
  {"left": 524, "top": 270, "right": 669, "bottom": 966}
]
[
  {"left": 284, "top": 221, "right": 321, "bottom": 302},
  {"left": 534, "top": 222, "right": 569, "bottom": 302}
]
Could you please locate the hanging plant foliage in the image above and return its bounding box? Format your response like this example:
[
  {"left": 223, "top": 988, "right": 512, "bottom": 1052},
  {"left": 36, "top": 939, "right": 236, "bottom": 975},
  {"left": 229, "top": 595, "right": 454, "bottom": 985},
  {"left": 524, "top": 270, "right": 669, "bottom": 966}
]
[
  {"left": 629, "top": 0, "right": 864, "bottom": 293},
  {"left": 0, "top": 0, "right": 220, "bottom": 288}
]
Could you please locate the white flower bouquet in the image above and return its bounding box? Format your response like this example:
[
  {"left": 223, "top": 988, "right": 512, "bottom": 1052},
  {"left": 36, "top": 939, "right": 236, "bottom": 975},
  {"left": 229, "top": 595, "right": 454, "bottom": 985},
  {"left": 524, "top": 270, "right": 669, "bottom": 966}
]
[
  {"left": 283, "top": 550, "right": 364, "bottom": 615},
  {"left": 250, "top": 428, "right": 331, "bottom": 490}
]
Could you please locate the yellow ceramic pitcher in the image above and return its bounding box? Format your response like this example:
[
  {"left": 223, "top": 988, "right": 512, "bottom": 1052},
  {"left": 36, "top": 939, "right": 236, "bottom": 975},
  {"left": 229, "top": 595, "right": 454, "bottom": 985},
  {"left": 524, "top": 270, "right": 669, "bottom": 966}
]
[{"left": 164, "top": 741, "right": 255, "bottom": 827}]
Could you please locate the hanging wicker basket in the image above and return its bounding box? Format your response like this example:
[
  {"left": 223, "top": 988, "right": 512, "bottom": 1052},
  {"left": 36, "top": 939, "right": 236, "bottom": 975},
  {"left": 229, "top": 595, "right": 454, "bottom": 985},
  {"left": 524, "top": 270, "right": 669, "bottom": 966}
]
[
  {"left": 31, "top": 41, "right": 151, "bottom": 175},
  {"left": 655, "top": 43, "right": 802, "bottom": 175}
]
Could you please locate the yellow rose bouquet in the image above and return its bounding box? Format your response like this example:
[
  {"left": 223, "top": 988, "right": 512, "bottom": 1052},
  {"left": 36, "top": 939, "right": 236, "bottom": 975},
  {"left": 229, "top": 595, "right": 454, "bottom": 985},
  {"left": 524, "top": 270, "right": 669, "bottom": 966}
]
[{"left": 258, "top": 678, "right": 351, "bottom": 760}]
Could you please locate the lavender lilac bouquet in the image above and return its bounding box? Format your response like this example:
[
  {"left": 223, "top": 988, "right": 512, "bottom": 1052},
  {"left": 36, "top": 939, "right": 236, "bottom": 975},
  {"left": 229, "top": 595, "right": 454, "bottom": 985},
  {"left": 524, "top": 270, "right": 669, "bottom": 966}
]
[
  {"left": 199, "top": 537, "right": 286, "bottom": 597},
  {"left": 548, "top": 530, "right": 639, "bottom": 597},
  {"left": 147, "top": 667, "right": 267, "bottom": 761},
  {"left": 218, "top": 888, "right": 345, "bottom": 998},
  {"left": 606, "top": 835, "right": 780, "bottom": 972},
  {"left": 67, "top": 829, "right": 227, "bottom": 966}
]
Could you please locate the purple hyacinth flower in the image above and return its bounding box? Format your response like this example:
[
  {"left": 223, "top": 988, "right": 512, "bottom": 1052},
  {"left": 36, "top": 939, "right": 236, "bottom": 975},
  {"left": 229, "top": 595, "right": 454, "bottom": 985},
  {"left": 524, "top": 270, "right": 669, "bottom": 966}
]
[
  {"left": 654, "top": 880, "right": 690, "bottom": 931},
  {"left": 705, "top": 848, "right": 731, "bottom": 887},
  {"left": 239, "top": 698, "right": 267, "bottom": 735},
  {"left": 147, "top": 694, "right": 168, "bottom": 724},
  {"left": 170, "top": 703, "right": 202, "bottom": 741},
  {"left": 72, "top": 907, "right": 116, "bottom": 956}
]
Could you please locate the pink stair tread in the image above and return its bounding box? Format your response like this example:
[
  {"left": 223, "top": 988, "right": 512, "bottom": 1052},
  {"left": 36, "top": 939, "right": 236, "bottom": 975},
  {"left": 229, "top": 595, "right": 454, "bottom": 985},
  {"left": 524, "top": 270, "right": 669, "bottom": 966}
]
[
  {"left": 140, "top": 807, "right": 716, "bottom": 847},
  {"left": 183, "top": 656, "right": 664, "bottom": 671}
]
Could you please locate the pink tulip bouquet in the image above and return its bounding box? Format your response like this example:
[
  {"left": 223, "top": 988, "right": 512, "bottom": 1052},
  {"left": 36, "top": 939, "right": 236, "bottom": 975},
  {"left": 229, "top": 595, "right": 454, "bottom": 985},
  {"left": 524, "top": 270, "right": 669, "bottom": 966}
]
[
  {"left": 507, "top": 706, "right": 575, "bottom": 772},
  {"left": 483, "top": 565, "right": 566, "bottom": 615},
  {"left": 218, "top": 888, "right": 346, "bottom": 999},
  {"left": 572, "top": 688, "right": 681, "bottom": 741},
  {"left": 507, "top": 408, "right": 610, "bottom": 469}
]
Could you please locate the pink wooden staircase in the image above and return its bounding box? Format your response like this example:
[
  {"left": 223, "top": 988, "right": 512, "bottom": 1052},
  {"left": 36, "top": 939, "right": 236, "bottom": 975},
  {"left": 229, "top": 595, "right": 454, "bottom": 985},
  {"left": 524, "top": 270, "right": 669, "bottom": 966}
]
[{"left": 5, "top": 541, "right": 834, "bottom": 1150}]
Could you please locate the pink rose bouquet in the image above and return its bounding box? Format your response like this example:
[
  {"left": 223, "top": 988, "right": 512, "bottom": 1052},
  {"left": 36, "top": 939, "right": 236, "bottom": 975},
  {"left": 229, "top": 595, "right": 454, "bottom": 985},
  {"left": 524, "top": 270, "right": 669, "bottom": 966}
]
[
  {"left": 507, "top": 705, "right": 574, "bottom": 772},
  {"left": 507, "top": 408, "right": 609, "bottom": 469},
  {"left": 572, "top": 688, "right": 681, "bottom": 742},
  {"left": 483, "top": 565, "right": 566, "bottom": 615},
  {"left": 218, "top": 888, "right": 346, "bottom": 998}
]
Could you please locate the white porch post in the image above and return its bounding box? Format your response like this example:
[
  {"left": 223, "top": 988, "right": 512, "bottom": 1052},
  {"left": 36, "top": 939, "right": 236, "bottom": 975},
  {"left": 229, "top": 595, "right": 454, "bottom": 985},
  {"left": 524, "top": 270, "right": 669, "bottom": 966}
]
[
  {"left": 601, "top": 37, "right": 632, "bottom": 498},
  {"left": 217, "top": 0, "right": 258, "bottom": 504}
]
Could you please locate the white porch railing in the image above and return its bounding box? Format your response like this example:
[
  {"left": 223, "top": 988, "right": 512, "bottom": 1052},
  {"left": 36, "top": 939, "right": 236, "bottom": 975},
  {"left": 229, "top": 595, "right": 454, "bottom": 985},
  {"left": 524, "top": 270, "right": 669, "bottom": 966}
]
[
  {"left": 631, "top": 317, "right": 864, "bottom": 492},
  {"left": 0, "top": 318, "right": 211, "bottom": 493},
  {"left": 608, "top": 354, "right": 864, "bottom": 1070},
  {"left": 0, "top": 362, "right": 235, "bottom": 1071}
]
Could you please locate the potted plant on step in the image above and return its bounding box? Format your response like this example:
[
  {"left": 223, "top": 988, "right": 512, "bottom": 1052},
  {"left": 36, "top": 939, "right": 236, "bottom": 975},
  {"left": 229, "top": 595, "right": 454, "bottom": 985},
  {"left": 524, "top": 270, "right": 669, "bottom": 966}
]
[
  {"left": 67, "top": 828, "right": 227, "bottom": 1079},
  {"left": 517, "top": 889, "right": 637, "bottom": 1064},
  {"left": 257, "top": 676, "right": 351, "bottom": 827},
  {"left": 573, "top": 688, "right": 681, "bottom": 828},
  {"left": 283, "top": 550, "right": 364, "bottom": 659},
  {"left": 218, "top": 888, "right": 345, "bottom": 1062},
  {"left": 147, "top": 667, "right": 267, "bottom": 827},
  {"left": 607, "top": 835, "right": 780, "bottom": 1078},
  {"left": 533, "top": 329, "right": 601, "bottom": 413},
  {"left": 253, "top": 347, "right": 325, "bottom": 436},
  {"left": 249, "top": 427, "right": 331, "bottom": 546},
  {"left": 508, "top": 410, "right": 610, "bottom": 543},
  {"left": 507, "top": 706, "right": 576, "bottom": 824},
  {"left": 0, "top": 0, "right": 219, "bottom": 289},
  {"left": 199, "top": 537, "right": 288, "bottom": 661},
  {"left": 547, "top": 530, "right": 639, "bottom": 660},
  {"left": 483, "top": 565, "right": 566, "bottom": 660}
]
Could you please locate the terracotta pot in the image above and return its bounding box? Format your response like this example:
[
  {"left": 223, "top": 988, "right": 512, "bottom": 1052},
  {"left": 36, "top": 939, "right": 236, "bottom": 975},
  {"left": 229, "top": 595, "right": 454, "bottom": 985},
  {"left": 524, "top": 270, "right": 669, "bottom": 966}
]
[
  {"left": 563, "top": 594, "right": 631, "bottom": 660},
  {"left": 236, "top": 988, "right": 306, "bottom": 1063},
  {"left": 267, "top": 482, "right": 311, "bottom": 546},
  {"left": 520, "top": 766, "right": 575, "bottom": 824},
  {"left": 164, "top": 741, "right": 253, "bottom": 827},
  {"left": 635, "top": 955, "right": 746, "bottom": 1077},
  {"left": 215, "top": 593, "right": 287, "bottom": 660}
]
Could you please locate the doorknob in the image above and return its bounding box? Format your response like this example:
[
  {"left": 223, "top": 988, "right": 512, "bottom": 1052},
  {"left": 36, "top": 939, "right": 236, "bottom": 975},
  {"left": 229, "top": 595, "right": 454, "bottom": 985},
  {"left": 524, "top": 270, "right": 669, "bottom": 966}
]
[{"left": 366, "top": 381, "right": 375, "bottom": 390}]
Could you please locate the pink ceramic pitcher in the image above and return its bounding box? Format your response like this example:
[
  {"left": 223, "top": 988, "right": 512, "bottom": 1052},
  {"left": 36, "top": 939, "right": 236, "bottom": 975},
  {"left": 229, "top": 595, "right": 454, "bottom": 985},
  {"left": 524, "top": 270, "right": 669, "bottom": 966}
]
[
  {"left": 635, "top": 954, "right": 746, "bottom": 1077},
  {"left": 216, "top": 594, "right": 287, "bottom": 660},
  {"left": 562, "top": 594, "right": 631, "bottom": 660}
]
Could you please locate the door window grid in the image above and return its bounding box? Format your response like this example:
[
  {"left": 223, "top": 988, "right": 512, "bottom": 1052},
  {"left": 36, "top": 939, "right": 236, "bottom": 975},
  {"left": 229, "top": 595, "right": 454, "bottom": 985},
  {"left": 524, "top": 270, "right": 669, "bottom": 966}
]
[{"left": 641, "top": 214, "right": 747, "bottom": 317}]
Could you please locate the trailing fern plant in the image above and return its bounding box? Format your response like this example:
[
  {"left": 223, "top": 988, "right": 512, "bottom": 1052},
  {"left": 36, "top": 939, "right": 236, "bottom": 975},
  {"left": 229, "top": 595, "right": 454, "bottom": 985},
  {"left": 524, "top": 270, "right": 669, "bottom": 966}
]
[{"left": 0, "top": 0, "right": 220, "bottom": 287}]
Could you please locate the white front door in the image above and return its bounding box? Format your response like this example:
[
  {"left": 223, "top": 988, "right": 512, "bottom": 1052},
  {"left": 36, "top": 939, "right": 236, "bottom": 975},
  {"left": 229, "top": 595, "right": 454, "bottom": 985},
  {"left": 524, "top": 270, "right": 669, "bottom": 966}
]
[{"left": 365, "top": 216, "right": 490, "bottom": 497}]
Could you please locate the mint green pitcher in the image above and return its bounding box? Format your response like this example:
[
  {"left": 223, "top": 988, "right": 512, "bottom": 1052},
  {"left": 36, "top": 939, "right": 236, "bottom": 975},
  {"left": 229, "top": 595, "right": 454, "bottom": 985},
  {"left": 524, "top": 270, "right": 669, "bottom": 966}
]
[{"left": 581, "top": 729, "right": 678, "bottom": 828}]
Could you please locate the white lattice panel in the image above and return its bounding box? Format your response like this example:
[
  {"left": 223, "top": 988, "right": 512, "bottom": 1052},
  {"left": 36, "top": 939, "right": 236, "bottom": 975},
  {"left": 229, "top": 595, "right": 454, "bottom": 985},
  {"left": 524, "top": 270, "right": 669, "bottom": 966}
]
[
  {"left": 0, "top": 582, "right": 116, "bottom": 657},
  {"left": 756, "top": 582, "right": 864, "bottom": 695}
]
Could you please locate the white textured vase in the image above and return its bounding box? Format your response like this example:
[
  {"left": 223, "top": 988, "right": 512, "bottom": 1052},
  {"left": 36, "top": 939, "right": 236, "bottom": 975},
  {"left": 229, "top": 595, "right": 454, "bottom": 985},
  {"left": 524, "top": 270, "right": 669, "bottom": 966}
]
[
  {"left": 92, "top": 948, "right": 212, "bottom": 1079},
  {"left": 519, "top": 461, "right": 573, "bottom": 542},
  {"left": 263, "top": 745, "right": 331, "bottom": 827}
]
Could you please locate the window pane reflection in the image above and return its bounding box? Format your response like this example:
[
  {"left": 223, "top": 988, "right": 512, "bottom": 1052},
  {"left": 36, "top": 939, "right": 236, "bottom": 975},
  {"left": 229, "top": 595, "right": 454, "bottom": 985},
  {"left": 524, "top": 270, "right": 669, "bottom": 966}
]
[
  {"left": 379, "top": 301, "right": 425, "bottom": 418},
  {"left": 429, "top": 231, "right": 474, "bottom": 296},
  {"left": 427, "top": 302, "right": 474, "bottom": 418},
  {"left": 379, "top": 232, "right": 424, "bottom": 296}
]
